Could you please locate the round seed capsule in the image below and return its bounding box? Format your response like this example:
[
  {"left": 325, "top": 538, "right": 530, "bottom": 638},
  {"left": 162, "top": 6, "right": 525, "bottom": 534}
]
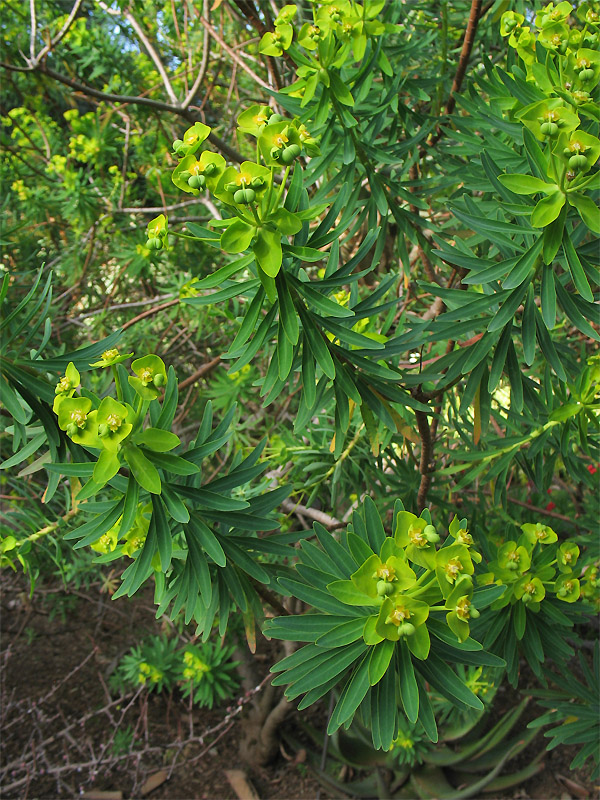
[
  {"left": 188, "top": 174, "right": 206, "bottom": 190},
  {"left": 398, "top": 622, "right": 416, "bottom": 637},
  {"left": 579, "top": 68, "right": 595, "bottom": 81},
  {"left": 146, "top": 237, "right": 163, "bottom": 250},
  {"left": 233, "top": 188, "right": 256, "bottom": 204},
  {"left": 568, "top": 154, "right": 588, "bottom": 170},
  {"left": 153, "top": 373, "right": 166, "bottom": 388},
  {"left": 377, "top": 580, "right": 394, "bottom": 597},
  {"left": 281, "top": 144, "right": 301, "bottom": 164},
  {"left": 540, "top": 121, "right": 558, "bottom": 137}
]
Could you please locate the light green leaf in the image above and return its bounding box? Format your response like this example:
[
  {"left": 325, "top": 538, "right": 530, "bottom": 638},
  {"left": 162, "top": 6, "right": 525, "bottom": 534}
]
[
  {"left": 135, "top": 428, "right": 181, "bottom": 452},
  {"left": 327, "top": 580, "right": 377, "bottom": 606},
  {"left": 498, "top": 174, "right": 557, "bottom": 195},
  {"left": 268, "top": 208, "right": 302, "bottom": 235},
  {"left": 123, "top": 444, "right": 161, "bottom": 494},
  {"left": 531, "top": 192, "right": 565, "bottom": 228},
  {"left": 254, "top": 228, "right": 283, "bottom": 278},
  {"left": 567, "top": 192, "right": 600, "bottom": 235},
  {"left": 93, "top": 450, "right": 121, "bottom": 486},
  {"left": 221, "top": 219, "right": 256, "bottom": 254}
]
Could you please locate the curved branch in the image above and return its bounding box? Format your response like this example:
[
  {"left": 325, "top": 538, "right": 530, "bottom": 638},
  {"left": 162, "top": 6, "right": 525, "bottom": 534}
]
[
  {"left": 447, "top": 0, "right": 482, "bottom": 115},
  {"left": 195, "top": 12, "right": 271, "bottom": 91},
  {"left": 96, "top": 0, "right": 179, "bottom": 106},
  {"left": 182, "top": 0, "right": 211, "bottom": 109},
  {"left": 34, "top": 0, "right": 85, "bottom": 65},
  {"left": 8, "top": 63, "right": 246, "bottom": 163}
]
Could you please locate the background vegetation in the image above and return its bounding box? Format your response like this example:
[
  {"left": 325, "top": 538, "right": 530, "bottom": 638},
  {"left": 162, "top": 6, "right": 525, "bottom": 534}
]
[{"left": 1, "top": 0, "right": 598, "bottom": 796}]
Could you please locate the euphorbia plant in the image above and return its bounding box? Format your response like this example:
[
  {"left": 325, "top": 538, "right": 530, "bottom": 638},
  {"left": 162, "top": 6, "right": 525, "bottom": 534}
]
[{"left": 0, "top": 0, "right": 598, "bottom": 785}]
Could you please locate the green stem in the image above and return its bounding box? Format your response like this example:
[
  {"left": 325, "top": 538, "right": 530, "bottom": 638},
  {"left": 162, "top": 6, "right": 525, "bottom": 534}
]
[
  {"left": 568, "top": 172, "right": 596, "bottom": 191},
  {"left": 273, "top": 165, "right": 291, "bottom": 210},
  {"left": 409, "top": 574, "right": 438, "bottom": 598},
  {"left": 111, "top": 364, "right": 123, "bottom": 402},
  {"left": 264, "top": 166, "right": 275, "bottom": 214},
  {"left": 250, "top": 203, "right": 262, "bottom": 227}
]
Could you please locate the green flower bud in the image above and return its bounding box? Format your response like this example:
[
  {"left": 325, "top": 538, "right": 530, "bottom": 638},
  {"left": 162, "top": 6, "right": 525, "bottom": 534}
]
[
  {"left": 250, "top": 176, "right": 265, "bottom": 189},
  {"left": 376, "top": 579, "right": 394, "bottom": 597},
  {"left": 569, "top": 154, "right": 588, "bottom": 170},
  {"left": 270, "top": 146, "right": 283, "bottom": 160},
  {"left": 224, "top": 181, "right": 239, "bottom": 192},
  {"left": 203, "top": 162, "right": 217, "bottom": 176},
  {"left": 98, "top": 423, "right": 110, "bottom": 437},
  {"left": 153, "top": 373, "right": 166, "bottom": 388},
  {"left": 188, "top": 174, "right": 206, "bottom": 190},
  {"left": 146, "top": 237, "right": 163, "bottom": 250},
  {"left": 504, "top": 17, "right": 518, "bottom": 31},
  {"left": 470, "top": 606, "right": 480, "bottom": 618},
  {"left": 267, "top": 114, "right": 285, "bottom": 125},
  {"left": 172, "top": 138, "right": 184, "bottom": 151},
  {"left": 179, "top": 170, "right": 191, "bottom": 182},
  {"left": 66, "top": 423, "right": 78, "bottom": 437}
]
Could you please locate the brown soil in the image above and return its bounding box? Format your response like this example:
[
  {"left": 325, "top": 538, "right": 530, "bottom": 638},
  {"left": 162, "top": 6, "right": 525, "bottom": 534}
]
[{"left": 0, "top": 572, "right": 597, "bottom": 800}]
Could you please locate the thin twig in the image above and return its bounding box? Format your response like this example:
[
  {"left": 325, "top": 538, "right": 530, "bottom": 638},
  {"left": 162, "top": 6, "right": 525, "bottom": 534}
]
[
  {"left": 195, "top": 12, "right": 271, "bottom": 90},
  {"left": 177, "top": 356, "right": 222, "bottom": 391},
  {"left": 183, "top": 0, "right": 211, "bottom": 108},
  {"left": 121, "top": 298, "right": 179, "bottom": 331},
  {"left": 34, "top": 0, "right": 84, "bottom": 65},
  {"left": 447, "top": 0, "right": 483, "bottom": 115}
]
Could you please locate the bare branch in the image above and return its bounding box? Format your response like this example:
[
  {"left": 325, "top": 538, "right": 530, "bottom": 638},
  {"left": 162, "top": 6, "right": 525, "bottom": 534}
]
[
  {"left": 29, "top": 0, "right": 37, "bottom": 62},
  {"left": 96, "top": 0, "right": 180, "bottom": 106},
  {"left": 195, "top": 12, "right": 271, "bottom": 91},
  {"left": 35, "top": 0, "right": 85, "bottom": 65},
  {"left": 182, "top": 0, "right": 211, "bottom": 109},
  {"left": 10, "top": 63, "right": 246, "bottom": 163}
]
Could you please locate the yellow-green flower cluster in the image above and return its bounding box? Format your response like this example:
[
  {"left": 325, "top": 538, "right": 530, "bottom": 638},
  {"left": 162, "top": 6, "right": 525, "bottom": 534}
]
[
  {"left": 482, "top": 520, "right": 589, "bottom": 610},
  {"left": 326, "top": 512, "right": 483, "bottom": 653},
  {"left": 168, "top": 111, "right": 321, "bottom": 282},
  {"left": 259, "top": 0, "right": 399, "bottom": 65}
]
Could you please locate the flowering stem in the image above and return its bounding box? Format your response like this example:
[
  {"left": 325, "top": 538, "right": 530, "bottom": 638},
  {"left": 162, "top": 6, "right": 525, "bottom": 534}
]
[
  {"left": 409, "top": 574, "right": 437, "bottom": 598},
  {"left": 264, "top": 166, "right": 275, "bottom": 213},
  {"left": 273, "top": 165, "right": 290, "bottom": 210},
  {"left": 250, "top": 204, "right": 262, "bottom": 227},
  {"left": 112, "top": 364, "right": 123, "bottom": 402}
]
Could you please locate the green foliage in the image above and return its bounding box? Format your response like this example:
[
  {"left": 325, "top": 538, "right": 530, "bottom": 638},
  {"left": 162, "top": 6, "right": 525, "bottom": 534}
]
[
  {"left": 265, "top": 498, "right": 506, "bottom": 748},
  {"left": 529, "top": 643, "right": 600, "bottom": 780},
  {"left": 109, "top": 634, "right": 240, "bottom": 709},
  {"left": 287, "top": 694, "right": 541, "bottom": 799},
  {"left": 1, "top": 0, "right": 598, "bottom": 783}
]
